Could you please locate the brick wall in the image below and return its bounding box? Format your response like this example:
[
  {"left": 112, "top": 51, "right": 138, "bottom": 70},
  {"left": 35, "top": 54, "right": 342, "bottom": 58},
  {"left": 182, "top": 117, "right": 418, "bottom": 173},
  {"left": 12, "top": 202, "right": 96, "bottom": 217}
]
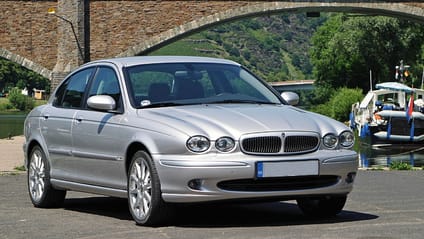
[
  {"left": 89, "top": 1, "right": 255, "bottom": 60},
  {"left": 1, "top": 0, "right": 424, "bottom": 80},
  {"left": 0, "top": 0, "right": 57, "bottom": 70}
]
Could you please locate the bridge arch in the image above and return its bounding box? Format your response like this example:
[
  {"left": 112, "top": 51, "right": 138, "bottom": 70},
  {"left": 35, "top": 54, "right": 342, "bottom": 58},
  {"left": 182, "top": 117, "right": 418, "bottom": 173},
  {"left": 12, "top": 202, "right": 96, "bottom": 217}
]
[
  {"left": 0, "top": 49, "right": 52, "bottom": 79},
  {"left": 117, "top": 2, "right": 424, "bottom": 57}
]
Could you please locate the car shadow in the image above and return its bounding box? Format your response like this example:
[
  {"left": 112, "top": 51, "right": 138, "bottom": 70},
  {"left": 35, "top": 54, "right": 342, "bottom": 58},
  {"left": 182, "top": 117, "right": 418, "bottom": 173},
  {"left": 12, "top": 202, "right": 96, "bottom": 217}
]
[
  {"left": 173, "top": 201, "right": 378, "bottom": 228},
  {"left": 63, "top": 196, "right": 378, "bottom": 227},
  {"left": 64, "top": 196, "right": 131, "bottom": 221}
]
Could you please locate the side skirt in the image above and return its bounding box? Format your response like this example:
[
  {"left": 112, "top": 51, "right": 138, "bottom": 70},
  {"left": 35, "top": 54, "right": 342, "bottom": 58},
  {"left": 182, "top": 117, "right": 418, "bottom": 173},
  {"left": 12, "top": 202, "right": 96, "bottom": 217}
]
[{"left": 51, "top": 179, "right": 127, "bottom": 198}]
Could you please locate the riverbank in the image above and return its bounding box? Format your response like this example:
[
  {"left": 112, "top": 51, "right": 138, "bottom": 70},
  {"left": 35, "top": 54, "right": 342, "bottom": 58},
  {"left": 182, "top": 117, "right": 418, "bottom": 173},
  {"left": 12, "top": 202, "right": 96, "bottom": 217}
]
[{"left": 0, "top": 135, "right": 25, "bottom": 172}]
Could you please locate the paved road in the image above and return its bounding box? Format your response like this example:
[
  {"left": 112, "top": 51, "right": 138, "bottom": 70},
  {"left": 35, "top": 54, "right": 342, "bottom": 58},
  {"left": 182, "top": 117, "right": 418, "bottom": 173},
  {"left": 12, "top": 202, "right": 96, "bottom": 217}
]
[{"left": 0, "top": 170, "right": 423, "bottom": 239}]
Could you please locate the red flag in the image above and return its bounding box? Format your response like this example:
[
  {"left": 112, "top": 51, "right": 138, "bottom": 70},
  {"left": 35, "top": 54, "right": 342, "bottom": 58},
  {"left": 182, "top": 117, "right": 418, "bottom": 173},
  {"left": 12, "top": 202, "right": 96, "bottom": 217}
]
[{"left": 407, "top": 94, "right": 414, "bottom": 120}]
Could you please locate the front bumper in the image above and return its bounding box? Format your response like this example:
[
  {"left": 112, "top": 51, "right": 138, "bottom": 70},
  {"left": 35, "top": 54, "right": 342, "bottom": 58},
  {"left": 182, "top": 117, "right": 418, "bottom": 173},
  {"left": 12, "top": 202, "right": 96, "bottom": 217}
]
[{"left": 155, "top": 150, "right": 358, "bottom": 203}]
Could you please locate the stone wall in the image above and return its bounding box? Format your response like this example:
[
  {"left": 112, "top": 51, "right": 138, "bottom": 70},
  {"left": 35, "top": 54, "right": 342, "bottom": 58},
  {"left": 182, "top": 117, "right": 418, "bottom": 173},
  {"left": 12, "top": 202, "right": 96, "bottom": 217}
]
[
  {"left": 1, "top": 0, "right": 424, "bottom": 82},
  {"left": 89, "top": 1, "right": 257, "bottom": 60},
  {"left": 0, "top": 1, "right": 57, "bottom": 70}
]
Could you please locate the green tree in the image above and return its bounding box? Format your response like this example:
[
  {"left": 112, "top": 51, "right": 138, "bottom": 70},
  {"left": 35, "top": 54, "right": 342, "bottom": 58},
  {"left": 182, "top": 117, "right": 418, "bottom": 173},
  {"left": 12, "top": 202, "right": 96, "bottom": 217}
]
[
  {"left": 311, "top": 14, "right": 424, "bottom": 91},
  {"left": 0, "top": 58, "right": 50, "bottom": 94},
  {"left": 8, "top": 88, "right": 35, "bottom": 111},
  {"left": 311, "top": 87, "right": 363, "bottom": 122}
]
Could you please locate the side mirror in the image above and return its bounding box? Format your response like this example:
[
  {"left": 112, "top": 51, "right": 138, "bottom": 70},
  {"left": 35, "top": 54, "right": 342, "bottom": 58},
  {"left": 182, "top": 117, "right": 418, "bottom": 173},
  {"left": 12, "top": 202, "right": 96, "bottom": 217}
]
[
  {"left": 87, "top": 95, "right": 116, "bottom": 111},
  {"left": 281, "top": 91, "right": 299, "bottom": 106}
]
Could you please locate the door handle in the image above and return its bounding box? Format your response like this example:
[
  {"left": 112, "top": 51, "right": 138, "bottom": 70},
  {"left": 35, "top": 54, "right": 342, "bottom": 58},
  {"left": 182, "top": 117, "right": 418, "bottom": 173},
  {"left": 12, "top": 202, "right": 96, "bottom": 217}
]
[
  {"left": 75, "top": 116, "right": 83, "bottom": 123},
  {"left": 42, "top": 114, "right": 49, "bottom": 120}
]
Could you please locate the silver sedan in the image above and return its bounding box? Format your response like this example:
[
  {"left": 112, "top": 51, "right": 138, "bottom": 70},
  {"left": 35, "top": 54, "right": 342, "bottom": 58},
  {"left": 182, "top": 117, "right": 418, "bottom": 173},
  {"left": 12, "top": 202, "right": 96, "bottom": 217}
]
[{"left": 24, "top": 56, "right": 357, "bottom": 226}]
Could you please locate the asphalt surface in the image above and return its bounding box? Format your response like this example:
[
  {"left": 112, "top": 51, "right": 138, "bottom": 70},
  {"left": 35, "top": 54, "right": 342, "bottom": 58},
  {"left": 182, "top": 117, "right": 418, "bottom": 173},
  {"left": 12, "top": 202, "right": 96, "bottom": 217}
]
[{"left": 0, "top": 170, "right": 423, "bottom": 239}]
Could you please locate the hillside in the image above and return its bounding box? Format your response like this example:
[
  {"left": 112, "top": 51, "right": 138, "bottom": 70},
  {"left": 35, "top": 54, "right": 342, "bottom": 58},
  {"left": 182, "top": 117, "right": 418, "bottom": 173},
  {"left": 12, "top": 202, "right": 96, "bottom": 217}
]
[{"left": 149, "top": 13, "right": 328, "bottom": 82}]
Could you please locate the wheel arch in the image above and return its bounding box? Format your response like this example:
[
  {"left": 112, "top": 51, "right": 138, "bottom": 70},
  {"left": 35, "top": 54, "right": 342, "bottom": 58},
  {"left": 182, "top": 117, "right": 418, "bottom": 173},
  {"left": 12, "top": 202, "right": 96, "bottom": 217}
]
[
  {"left": 125, "top": 141, "right": 152, "bottom": 174},
  {"left": 25, "top": 139, "right": 44, "bottom": 168}
]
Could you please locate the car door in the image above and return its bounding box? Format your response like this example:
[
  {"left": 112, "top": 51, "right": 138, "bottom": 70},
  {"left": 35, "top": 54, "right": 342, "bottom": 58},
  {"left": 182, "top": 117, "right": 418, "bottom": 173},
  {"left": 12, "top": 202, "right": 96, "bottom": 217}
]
[
  {"left": 70, "top": 66, "right": 129, "bottom": 190},
  {"left": 40, "top": 68, "right": 94, "bottom": 180}
]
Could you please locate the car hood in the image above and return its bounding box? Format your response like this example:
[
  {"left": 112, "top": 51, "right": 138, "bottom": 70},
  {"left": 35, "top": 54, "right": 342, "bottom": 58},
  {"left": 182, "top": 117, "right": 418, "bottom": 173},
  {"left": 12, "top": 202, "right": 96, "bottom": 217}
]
[{"left": 137, "top": 104, "right": 347, "bottom": 139}]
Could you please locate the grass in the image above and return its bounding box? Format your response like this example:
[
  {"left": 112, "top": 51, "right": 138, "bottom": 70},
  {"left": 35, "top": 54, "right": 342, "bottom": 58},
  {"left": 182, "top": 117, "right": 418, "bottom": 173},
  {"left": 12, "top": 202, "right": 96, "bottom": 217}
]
[
  {"left": 389, "top": 161, "right": 413, "bottom": 170},
  {"left": 0, "top": 97, "right": 47, "bottom": 113},
  {"left": 367, "top": 166, "right": 386, "bottom": 171},
  {"left": 14, "top": 165, "right": 26, "bottom": 171},
  {"left": 148, "top": 35, "right": 222, "bottom": 57}
]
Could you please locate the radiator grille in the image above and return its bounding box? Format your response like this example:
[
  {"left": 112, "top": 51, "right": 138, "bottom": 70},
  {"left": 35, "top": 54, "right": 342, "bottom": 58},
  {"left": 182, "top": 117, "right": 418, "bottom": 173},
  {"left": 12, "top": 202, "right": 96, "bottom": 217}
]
[
  {"left": 242, "top": 136, "right": 281, "bottom": 153},
  {"left": 284, "top": 136, "right": 319, "bottom": 153},
  {"left": 240, "top": 132, "right": 320, "bottom": 155}
]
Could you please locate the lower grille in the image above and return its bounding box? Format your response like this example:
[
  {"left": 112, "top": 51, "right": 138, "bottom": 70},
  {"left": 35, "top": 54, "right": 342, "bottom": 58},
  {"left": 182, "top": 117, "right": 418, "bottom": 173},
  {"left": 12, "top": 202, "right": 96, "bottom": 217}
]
[{"left": 217, "top": 176, "right": 340, "bottom": 192}]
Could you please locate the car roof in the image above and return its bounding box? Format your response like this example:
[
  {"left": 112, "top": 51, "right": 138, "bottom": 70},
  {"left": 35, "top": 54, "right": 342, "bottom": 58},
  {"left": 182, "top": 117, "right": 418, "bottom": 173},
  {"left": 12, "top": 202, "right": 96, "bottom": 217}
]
[{"left": 84, "top": 56, "right": 241, "bottom": 68}]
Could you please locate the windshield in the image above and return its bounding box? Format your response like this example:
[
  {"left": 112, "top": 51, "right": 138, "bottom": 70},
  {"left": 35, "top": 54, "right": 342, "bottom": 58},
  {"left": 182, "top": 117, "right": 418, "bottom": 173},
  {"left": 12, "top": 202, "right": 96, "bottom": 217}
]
[{"left": 125, "top": 62, "right": 282, "bottom": 108}]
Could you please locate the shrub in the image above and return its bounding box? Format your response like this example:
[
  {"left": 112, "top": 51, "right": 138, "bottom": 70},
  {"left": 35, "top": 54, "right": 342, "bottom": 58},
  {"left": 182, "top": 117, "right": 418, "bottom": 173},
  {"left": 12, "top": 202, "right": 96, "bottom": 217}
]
[
  {"left": 0, "top": 100, "right": 11, "bottom": 111},
  {"left": 389, "top": 161, "right": 413, "bottom": 170},
  {"left": 329, "top": 87, "right": 364, "bottom": 122},
  {"left": 8, "top": 88, "right": 35, "bottom": 111}
]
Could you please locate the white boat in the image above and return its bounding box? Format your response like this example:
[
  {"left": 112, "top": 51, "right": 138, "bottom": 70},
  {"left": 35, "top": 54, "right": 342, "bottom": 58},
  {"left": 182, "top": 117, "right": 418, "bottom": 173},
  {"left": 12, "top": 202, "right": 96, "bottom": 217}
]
[{"left": 350, "top": 82, "right": 424, "bottom": 144}]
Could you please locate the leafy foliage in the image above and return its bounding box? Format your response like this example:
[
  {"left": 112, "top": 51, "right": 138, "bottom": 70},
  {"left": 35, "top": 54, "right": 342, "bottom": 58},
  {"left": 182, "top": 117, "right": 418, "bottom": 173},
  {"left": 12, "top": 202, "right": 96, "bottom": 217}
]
[
  {"left": 310, "top": 14, "right": 424, "bottom": 92},
  {"left": 309, "top": 87, "right": 363, "bottom": 122},
  {"left": 0, "top": 57, "right": 50, "bottom": 95},
  {"left": 8, "top": 88, "right": 34, "bottom": 111},
  {"left": 390, "top": 161, "right": 413, "bottom": 170},
  {"left": 0, "top": 98, "right": 12, "bottom": 111},
  {"left": 150, "top": 14, "right": 327, "bottom": 82}
]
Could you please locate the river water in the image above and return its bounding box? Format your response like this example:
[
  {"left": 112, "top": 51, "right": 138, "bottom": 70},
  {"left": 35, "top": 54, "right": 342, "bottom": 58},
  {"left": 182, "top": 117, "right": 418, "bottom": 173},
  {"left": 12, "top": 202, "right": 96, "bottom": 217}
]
[
  {"left": 358, "top": 141, "right": 424, "bottom": 168},
  {"left": 0, "top": 113, "right": 423, "bottom": 168},
  {"left": 0, "top": 113, "right": 26, "bottom": 139}
]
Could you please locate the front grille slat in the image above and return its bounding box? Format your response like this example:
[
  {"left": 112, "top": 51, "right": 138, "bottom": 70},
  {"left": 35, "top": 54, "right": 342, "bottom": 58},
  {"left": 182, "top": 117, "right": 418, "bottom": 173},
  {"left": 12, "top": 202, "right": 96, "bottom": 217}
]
[{"left": 241, "top": 132, "right": 319, "bottom": 155}]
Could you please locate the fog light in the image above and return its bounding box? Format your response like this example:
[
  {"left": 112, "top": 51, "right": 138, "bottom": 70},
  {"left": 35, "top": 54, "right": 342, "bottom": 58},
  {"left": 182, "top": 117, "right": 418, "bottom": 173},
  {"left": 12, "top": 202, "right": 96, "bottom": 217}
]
[
  {"left": 346, "top": 172, "right": 356, "bottom": 183},
  {"left": 188, "top": 179, "right": 203, "bottom": 190}
]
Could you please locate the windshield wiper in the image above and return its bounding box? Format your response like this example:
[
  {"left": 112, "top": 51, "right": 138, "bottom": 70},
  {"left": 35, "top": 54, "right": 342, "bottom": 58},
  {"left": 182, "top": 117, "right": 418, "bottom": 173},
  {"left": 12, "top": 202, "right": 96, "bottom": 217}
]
[
  {"left": 139, "top": 102, "right": 184, "bottom": 109},
  {"left": 207, "top": 99, "right": 278, "bottom": 105},
  {"left": 139, "top": 101, "right": 204, "bottom": 109}
]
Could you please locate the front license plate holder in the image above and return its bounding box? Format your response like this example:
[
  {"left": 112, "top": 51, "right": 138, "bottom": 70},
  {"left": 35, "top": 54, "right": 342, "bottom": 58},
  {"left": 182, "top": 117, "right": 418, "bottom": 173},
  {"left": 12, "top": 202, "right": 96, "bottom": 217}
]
[{"left": 256, "top": 160, "right": 319, "bottom": 178}]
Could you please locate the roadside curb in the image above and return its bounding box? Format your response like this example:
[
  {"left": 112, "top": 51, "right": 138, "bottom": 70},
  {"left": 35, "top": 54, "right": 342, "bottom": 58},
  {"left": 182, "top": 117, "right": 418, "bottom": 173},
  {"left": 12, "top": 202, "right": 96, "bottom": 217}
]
[{"left": 0, "top": 170, "right": 26, "bottom": 176}]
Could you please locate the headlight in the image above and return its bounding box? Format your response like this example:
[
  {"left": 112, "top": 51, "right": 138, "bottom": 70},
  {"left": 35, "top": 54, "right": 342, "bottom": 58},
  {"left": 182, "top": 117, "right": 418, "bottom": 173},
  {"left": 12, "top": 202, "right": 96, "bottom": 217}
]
[
  {"left": 186, "top": 136, "right": 210, "bottom": 153},
  {"left": 340, "top": 131, "right": 354, "bottom": 148},
  {"left": 323, "top": 134, "right": 338, "bottom": 149},
  {"left": 215, "top": 137, "right": 235, "bottom": 152}
]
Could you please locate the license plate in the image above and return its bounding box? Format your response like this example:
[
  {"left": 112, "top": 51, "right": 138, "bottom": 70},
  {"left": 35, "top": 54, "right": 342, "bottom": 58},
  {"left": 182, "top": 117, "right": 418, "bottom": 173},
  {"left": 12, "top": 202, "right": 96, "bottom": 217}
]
[{"left": 256, "top": 160, "right": 319, "bottom": 178}]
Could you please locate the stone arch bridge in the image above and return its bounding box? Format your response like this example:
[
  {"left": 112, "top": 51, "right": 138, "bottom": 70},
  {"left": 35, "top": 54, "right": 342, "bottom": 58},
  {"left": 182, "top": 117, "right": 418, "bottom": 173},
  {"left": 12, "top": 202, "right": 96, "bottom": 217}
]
[{"left": 1, "top": 0, "right": 424, "bottom": 87}]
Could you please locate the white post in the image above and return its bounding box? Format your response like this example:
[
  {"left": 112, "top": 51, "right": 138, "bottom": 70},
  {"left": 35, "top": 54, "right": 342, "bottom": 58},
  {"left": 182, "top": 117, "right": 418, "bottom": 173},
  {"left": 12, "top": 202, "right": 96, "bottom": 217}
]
[
  {"left": 421, "top": 67, "right": 424, "bottom": 89},
  {"left": 369, "top": 70, "right": 372, "bottom": 91}
]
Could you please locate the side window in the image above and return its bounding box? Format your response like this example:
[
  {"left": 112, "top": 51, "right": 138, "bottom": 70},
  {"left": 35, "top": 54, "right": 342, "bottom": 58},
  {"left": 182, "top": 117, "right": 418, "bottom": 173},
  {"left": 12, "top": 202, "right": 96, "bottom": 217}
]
[
  {"left": 53, "top": 68, "right": 94, "bottom": 108},
  {"left": 88, "top": 67, "right": 121, "bottom": 107}
]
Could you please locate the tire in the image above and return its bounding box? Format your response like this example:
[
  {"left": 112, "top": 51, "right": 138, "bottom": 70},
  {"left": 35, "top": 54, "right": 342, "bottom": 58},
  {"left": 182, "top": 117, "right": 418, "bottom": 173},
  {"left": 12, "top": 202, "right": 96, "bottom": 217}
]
[
  {"left": 127, "top": 150, "right": 170, "bottom": 226},
  {"left": 27, "top": 145, "right": 66, "bottom": 208},
  {"left": 297, "top": 195, "right": 347, "bottom": 218}
]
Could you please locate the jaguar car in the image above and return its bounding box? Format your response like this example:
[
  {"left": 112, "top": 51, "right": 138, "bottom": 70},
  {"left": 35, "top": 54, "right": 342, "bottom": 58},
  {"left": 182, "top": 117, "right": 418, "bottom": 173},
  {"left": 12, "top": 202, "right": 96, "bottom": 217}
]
[{"left": 24, "top": 56, "right": 357, "bottom": 226}]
